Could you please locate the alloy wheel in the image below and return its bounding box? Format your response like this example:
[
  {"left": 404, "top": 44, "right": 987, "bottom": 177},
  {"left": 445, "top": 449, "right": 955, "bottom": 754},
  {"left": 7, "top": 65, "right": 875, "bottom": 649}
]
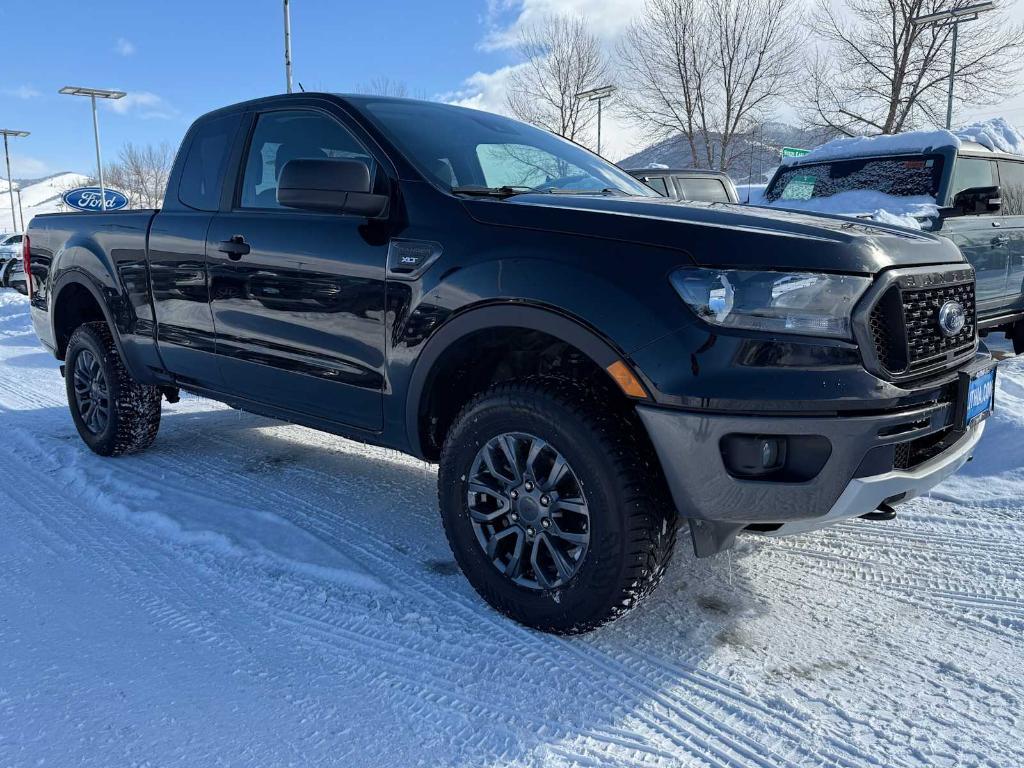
[
  {"left": 72, "top": 349, "right": 110, "bottom": 435},
  {"left": 467, "top": 432, "right": 591, "bottom": 590}
]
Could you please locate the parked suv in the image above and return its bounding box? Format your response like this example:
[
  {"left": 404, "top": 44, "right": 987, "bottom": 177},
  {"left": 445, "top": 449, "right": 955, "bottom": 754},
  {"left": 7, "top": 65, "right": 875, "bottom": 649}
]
[
  {"left": 0, "top": 232, "right": 23, "bottom": 287},
  {"left": 764, "top": 138, "right": 1024, "bottom": 350},
  {"left": 624, "top": 168, "right": 739, "bottom": 203},
  {"left": 25, "top": 95, "right": 994, "bottom": 632}
]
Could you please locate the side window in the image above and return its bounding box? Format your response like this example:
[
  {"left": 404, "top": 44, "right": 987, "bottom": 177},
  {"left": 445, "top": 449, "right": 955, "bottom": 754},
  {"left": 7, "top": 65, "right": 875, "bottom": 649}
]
[
  {"left": 642, "top": 177, "right": 670, "bottom": 196},
  {"left": 998, "top": 160, "right": 1024, "bottom": 216},
  {"left": 677, "top": 177, "right": 731, "bottom": 203},
  {"left": 950, "top": 157, "right": 997, "bottom": 202},
  {"left": 240, "top": 110, "right": 375, "bottom": 210},
  {"left": 178, "top": 114, "right": 237, "bottom": 211}
]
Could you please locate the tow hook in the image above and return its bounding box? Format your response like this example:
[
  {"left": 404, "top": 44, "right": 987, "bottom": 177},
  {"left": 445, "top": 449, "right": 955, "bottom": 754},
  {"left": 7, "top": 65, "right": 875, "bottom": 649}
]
[{"left": 860, "top": 502, "right": 897, "bottom": 522}]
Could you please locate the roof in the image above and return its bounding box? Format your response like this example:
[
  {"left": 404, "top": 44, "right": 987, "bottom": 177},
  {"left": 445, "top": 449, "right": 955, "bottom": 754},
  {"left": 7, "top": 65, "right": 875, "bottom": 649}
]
[{"left": 782, "top": 117, "right": 1024, "bottom": 168}]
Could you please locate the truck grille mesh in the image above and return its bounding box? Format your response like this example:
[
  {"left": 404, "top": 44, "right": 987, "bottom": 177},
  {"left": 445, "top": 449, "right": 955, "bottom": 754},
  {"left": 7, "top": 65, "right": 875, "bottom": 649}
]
[{"left": 868, "top": 280, "right": 976, "bottom": 379}]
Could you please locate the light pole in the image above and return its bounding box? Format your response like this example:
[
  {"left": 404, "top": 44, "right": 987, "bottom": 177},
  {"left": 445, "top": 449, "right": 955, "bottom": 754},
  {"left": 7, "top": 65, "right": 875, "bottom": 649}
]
[
  {"left": 58, "top": 86, "right": 127, "bottom": 211},
  {"left": 576, "top": 85, "right": 616, "bottom": 157},
  {"left": 0, "top": 129, "right": 29, "bottom": 233},
  {"left": 284, "top": 0, "right": 294, "bottom": 93},
  {"left": 910, "top": 1, "right": 995, "bottom": 129}
]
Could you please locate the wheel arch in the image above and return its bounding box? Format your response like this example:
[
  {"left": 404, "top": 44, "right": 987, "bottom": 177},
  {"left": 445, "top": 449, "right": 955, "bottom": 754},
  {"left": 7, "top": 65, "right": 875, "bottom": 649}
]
[
  {"left": 49, "top": 271, "right": 147, "bottom": 381},
  {"left": 405, "top": 302, "right": 638, "bottom": 460}
]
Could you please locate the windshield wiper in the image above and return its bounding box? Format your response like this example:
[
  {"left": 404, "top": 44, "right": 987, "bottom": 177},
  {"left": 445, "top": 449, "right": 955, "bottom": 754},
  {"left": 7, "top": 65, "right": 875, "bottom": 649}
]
[
  {"left": 532, "top": 187, "right": 635, "bottom": 197},
  {"left": 451, "top": 185, "right": 534, "bottom": 198}
]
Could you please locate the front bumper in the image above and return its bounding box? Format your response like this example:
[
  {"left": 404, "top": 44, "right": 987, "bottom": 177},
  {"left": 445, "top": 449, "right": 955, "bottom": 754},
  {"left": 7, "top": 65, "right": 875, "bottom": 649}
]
[{"left": 637, "top": 398, "right": 986, "bottom": 556}]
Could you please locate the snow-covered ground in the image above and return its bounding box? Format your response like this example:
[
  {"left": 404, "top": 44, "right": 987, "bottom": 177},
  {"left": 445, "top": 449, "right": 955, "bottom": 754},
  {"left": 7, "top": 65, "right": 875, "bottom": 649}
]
[{"left": 0, "top": 289, "right": 1022, "bottom": 767}]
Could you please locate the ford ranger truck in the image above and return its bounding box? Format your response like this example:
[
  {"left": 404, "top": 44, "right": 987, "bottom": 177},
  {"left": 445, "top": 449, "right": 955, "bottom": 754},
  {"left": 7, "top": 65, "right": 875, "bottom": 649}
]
[{"left": 24, "top": 95, "right": 996, "bottom": 633}]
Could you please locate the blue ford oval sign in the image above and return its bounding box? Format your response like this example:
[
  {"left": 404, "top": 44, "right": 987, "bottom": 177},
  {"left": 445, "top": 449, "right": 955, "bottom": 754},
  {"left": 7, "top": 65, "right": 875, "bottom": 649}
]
[{"left": 62, "top": 187, "right": 129, "bottom": 212}]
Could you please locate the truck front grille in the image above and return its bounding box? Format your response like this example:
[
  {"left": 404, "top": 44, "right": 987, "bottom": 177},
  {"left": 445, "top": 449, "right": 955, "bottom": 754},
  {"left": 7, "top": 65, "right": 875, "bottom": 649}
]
[{"left": 867, "top": 278, "right": 976, "bottom": 380}]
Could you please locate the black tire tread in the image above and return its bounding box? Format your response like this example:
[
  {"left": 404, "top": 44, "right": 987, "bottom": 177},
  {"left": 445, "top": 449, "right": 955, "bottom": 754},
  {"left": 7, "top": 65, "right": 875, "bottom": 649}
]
[
  {"left": 439, "top": 376, "right": 677, "bottom": 634},
  {"left": 67, "top": 322, "right": 162, "bottom": 456}
]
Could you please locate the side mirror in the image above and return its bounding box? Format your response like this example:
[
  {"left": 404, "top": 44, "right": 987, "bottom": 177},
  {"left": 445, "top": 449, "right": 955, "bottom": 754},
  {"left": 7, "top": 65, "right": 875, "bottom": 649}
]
[
  {"left": 951, "top": 185, "right": 1001, "bottom": 215},
  {"left": 277, "top": 158, "right": 389, "bottom": 217}
]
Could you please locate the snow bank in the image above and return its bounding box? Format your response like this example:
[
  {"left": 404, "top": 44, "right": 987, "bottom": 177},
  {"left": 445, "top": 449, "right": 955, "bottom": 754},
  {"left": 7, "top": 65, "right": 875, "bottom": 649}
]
[
  {"left": 782, "top": 117, "right": 1024, "bottom": 167},
  {"left": 767, "top": 190, "right": 939, "bottom": 229}
]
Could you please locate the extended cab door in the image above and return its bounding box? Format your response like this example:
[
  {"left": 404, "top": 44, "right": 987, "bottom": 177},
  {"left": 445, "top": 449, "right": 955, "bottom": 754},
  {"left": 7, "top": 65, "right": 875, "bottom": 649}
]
[
  {"left": 148, "top": 112, "right": 242, "bottom": 387},
  {"left": 940, "top": 155, "right": 1009, "bottom": 307},
  {"left": 205, "top": 106, "right": 388, "bottom": 431},
  {"left": 997, "top": 159, "right": 1024, "bottom": 307}
]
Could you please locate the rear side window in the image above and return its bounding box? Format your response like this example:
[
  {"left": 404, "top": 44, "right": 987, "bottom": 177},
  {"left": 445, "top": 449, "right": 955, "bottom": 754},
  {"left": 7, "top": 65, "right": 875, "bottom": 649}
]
[
  {"left": 677, "top": 177, "right": 731, "bottom": 203},
  {"left": 239, "top": 110, "right": 375, "bottom": 210},
  {"left": 950, "top": 156, "right": 997, "bottom": 200},
  {"left": 998, "top": 160, "right": 1024, "bottom": 215},
  {"left": 177, "top": 114, "right": 238, "bottom": 211},
  {"left": 642, "top": 176, "right": 670, "bottom": 196}
]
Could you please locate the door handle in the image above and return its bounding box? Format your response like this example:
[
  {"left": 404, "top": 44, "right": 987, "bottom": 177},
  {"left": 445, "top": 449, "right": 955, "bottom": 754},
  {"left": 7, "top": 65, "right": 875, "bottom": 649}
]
[{"left": 218, "top": 235, "right": 251, "bottom": 260}]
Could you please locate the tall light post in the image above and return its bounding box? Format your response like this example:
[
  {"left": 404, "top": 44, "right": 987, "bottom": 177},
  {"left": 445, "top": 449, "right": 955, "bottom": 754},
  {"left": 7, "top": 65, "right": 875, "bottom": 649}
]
[
  {"left": 576, "top": 85, "right": 616, "bottom": 157},
  {"left": 58, "top": 86, "right": 127, "bottom": 211},
  {"left": 0, "top": 129, "right": 29, "bottom": 233},
  {"left": 284, "top": 0, "right": 294, "bottom": 93},
  {"left": 910, "top": 1, "right": 995, "bottom": 129}
]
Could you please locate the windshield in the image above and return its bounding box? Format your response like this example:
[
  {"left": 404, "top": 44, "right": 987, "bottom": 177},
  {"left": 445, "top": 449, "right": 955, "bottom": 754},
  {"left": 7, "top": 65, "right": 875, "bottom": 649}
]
[
  {"left": 354, "top": 98, "right": 657, "bottom": 197},
  {"left": 766, "top": 154, "right": 944, "bottom": 203}
]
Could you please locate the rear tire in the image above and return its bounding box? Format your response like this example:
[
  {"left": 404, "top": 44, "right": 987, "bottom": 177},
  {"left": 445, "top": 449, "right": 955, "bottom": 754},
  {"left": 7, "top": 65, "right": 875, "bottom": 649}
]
[
  {"left": 65, "top": 322, "right": 162, "bottom": 456},
  {"left": 438, "top": 377, "right": 677, "bottom": 634}
]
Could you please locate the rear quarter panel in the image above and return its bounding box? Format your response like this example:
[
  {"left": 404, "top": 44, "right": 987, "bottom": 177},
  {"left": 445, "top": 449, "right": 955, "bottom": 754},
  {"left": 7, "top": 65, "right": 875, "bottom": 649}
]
[{"left": 28, "top": 210, "right": 161, "bottom": 379}]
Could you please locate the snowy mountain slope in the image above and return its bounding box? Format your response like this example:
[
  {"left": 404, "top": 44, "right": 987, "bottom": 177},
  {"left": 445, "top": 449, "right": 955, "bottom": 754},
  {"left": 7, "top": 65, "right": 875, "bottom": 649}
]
[
  {"left": 0, "top": 289, "right": 1021, "bottom": 767},
  {"left": 0, "top": 172, "right": 90, "bottom": 232}
]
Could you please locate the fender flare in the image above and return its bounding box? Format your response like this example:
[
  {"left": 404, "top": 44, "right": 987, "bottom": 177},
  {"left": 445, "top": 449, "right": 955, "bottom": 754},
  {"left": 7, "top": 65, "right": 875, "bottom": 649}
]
[
  {"left": 50, "top": 269, "right": 148, "bottom": 381},
  {"left": 404, "top": 302, "right": 626, "bottom": 458}
]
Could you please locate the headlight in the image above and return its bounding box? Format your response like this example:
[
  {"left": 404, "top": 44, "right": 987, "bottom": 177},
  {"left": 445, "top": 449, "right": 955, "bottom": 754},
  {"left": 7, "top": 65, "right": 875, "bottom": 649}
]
[{"left": 670, "top": 268, "right": 871, "bottom": 339}]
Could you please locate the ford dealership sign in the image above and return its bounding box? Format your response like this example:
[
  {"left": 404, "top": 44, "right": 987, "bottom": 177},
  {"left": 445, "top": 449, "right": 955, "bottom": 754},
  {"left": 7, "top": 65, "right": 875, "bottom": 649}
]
[{"left": 62, "top": 187, "right": 130, "bottom": 212}]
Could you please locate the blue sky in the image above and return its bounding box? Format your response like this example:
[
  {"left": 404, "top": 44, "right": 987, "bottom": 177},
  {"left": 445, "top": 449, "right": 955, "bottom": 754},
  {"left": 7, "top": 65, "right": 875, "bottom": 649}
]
[
  {"left": 0, "top": 0, "right": 532, "bottom": 177},
  {"left": 3, "top": 0, "right": 1022, "bottom": 179}
]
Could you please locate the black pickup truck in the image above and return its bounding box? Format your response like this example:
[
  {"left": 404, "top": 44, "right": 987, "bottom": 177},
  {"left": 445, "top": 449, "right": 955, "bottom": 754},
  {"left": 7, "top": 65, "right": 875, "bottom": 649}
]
[{"left": 25, "top": 94, "right": 995, "bottom": 633}]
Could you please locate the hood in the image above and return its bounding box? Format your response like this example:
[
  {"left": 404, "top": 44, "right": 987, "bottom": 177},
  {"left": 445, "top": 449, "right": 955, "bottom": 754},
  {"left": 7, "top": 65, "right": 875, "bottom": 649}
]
[{"left": 462, "top": 194, "right": 965, "bottom": 274}]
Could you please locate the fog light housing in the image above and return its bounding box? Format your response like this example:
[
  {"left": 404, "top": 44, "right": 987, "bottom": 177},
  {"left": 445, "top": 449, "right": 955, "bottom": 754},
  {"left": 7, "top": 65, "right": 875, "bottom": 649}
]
[
  {"left": 720, "top": 434, "right": 832, "bottom": 482},
  {"left": 721, "top": 435, "right": 787, "bottom": 478}
]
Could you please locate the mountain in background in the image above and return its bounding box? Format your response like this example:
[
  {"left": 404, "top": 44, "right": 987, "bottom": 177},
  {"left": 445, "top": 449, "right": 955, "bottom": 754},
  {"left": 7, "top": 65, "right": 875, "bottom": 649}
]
[
  {"left": 0, "top": 172, "right": 90, "bottom": 233},
  {"left": 618, "top": 122, "right": 836, "bottom": 186}
]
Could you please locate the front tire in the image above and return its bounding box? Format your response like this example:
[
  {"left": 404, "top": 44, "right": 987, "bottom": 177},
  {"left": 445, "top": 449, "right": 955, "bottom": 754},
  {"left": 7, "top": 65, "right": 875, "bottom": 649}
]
[
  {"left": 65, "top": 322, "right": 162, "bottom": 456},
  {"left": 438, "top": 377, "right": 677, "bottom": 634}
]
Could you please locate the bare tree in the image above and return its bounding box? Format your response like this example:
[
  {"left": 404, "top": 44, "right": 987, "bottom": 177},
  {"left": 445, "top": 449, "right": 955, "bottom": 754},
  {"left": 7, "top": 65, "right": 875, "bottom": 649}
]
[
  {"left": 803, "top": 0, "right": 1024, "bottom": 135},
  {"left": 506, "top": 15, "right": 611, "bottom": 144},
  {"left": 94, "top": 142, "right": 175, "bottom": 209},
  {"left": 359, "top": 76, "right": 410, "bottom": 97},
  {"left": 617, "top": 0, "right": 803, "bottom": 170}
]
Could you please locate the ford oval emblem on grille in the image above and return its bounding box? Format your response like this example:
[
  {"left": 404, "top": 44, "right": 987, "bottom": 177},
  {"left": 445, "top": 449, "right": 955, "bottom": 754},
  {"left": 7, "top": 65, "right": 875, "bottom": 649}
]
[{"left": 938, "top": 300, "right": 966, "bottom": 337}]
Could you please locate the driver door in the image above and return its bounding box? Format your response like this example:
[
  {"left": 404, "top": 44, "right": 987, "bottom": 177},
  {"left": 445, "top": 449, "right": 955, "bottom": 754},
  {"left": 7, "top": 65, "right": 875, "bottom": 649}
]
[{"left": 206, "top": 108, "right": 388, "bottom": 431}]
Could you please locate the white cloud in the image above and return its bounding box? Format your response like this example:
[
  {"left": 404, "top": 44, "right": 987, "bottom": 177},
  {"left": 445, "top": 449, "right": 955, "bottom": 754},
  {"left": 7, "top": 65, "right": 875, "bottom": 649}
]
[
  {"left": 450, "top": 0, "right": 648, "bottom": 161},
  {"left": 114, "top": 38, "right": 136, "bottom": 56},
  {"left": 481, "top": 0, "right": 642, "bottom": 50},
  {"left": 104, "top": 91, "right": 177, "bottom": 120},
  {"left": 4, "top": 85, "right": 39, "bottom": 100}
]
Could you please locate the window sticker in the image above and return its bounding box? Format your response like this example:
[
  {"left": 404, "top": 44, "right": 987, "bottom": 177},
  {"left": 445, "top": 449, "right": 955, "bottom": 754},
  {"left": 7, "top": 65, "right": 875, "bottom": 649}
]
[{"left": 782, "top": 175, "right": 816, "bottom": 200}]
